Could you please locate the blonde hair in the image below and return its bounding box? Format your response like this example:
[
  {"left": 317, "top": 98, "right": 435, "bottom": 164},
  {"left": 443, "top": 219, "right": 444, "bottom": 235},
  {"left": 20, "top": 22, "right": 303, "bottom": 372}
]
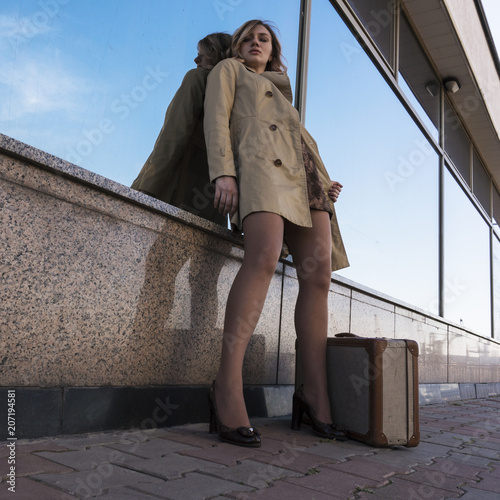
[
  {"left": 232, "top": 20, "right": 286, "bottom": 72},
  {"left": 198, "top": 32, "right": 232, "bottom": 66}
]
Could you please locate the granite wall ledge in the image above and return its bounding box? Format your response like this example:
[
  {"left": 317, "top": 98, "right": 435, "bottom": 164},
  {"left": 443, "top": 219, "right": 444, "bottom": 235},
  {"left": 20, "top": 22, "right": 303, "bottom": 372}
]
[
  {"left": 0, "top": 133, "right": 237, "bottom": 243},
  {"left": 1, "top": 134, "right": 499, "bottom": 393},
  {"left": 0, "top": 136, "right": 257, "bottom": 388}
]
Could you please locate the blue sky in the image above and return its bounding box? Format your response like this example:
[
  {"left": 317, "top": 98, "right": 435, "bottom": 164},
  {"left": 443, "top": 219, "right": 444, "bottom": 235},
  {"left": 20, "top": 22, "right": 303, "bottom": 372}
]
[
  {"left": 0, "top": 0, "right": 299, "bottom": 185},
  {"left": 1, "top": 0, "right": 499, "bottom": 187},
  {"left": 482, "top": 0, "right": 500, "bottom": 55}
]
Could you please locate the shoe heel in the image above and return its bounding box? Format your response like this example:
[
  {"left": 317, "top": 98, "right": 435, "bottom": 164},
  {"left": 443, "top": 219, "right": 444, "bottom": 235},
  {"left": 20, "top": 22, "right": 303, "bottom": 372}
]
[
  {"left": 208, "top": 381, "right": 261, "bottom": 447},
  {"left": 291, "top": 389, "right": 348, "bottom": 441},
  {"left": 291, "top": 393, "right": 303, "bottom": 431}
]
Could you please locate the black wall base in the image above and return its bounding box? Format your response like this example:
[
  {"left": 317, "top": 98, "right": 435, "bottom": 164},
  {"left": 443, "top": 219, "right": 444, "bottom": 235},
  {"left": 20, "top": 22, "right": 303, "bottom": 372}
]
[
  {"left": 4, "top": 383, "right": 498, "bottom": 441},
  {"left": 0, "top": 385, "right": 274, "bottom": 441}
]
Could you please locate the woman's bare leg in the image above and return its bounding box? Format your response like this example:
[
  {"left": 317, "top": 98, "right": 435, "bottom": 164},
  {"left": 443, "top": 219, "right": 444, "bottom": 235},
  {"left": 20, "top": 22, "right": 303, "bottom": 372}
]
[
  {"left": 285, "top": 210, "right": 333, "bottom": 423},
  {"left": 214, "top": 212, "right": 284, "bottom": 428}
]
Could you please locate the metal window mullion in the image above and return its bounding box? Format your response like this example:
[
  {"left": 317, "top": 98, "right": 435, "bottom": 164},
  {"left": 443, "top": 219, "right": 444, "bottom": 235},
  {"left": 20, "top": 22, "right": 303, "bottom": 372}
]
[
  {"left": 439, "top": 85, "right": 445, "bottom": 319},
  {"left": 490, "top": 175, "right": 494, "bottom": 221},
  {"left": 490, "top": 227, "right": 495, "bottom": 338},
  {"left": 439, "top": 157, "right": 445, "bottom": 319},
  {"left": 469, "top": 142, "right": 474, "bottom": 191},
  {"left": 295, "top": 0, "right": 312, "bottom": 123},
  {"left": 393, "top": 0, "right": 400, "bottom": 78}
]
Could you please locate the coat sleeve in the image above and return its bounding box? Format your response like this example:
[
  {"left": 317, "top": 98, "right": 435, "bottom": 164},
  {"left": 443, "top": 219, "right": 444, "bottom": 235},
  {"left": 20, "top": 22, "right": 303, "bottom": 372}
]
[
  {"left": 131, "top": 68, "right": 209, "bottom": 195},
  {"left": 203, "top": 60, "right": 237, "bottom": 181}
]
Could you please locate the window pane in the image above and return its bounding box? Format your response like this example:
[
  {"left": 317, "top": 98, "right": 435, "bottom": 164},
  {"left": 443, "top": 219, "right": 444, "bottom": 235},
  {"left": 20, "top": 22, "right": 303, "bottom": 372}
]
[
  {"left": 307, "top": 0, "right": 439, "bottom": 311},
  {"left": 444, "top": 166, "right": 491, "bottom": 336},
  {"left": 398, "top": 13, "right": 439, "bottom": 141},
  {"left": 444, "top": 99, "right": 470, "bottom": 183},
  {"left": 345, "top": 0, "right": 395, "bottom": 66},
  {"left": 0, "top": 0, "right": 300, "bottom": 189},
  {"left": 473, "top": 150, "right": 491, "bottom": 216},
  {"left": 493, "top": 234, "right": 500, "bottom": 338},
  {"left": 494, "top": 186, "right": 500, "bottom": 238}
]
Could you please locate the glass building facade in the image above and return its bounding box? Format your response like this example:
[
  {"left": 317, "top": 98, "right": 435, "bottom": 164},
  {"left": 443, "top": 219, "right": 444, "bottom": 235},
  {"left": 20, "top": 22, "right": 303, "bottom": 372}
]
[
  {"left": 1, "top": 0, "right": 499, "bottom": 338},
  {"left": 304, "top": 0, "right": 498, "bottom": 338}
]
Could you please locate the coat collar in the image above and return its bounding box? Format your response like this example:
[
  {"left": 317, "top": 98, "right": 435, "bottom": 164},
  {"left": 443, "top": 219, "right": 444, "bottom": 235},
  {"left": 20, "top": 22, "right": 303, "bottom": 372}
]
[
  {"left": 259, "top": 71, "right": 293, "bottom": 104},
  {"left": 238, "top": 60, "right": 294, "bottom": 104}
]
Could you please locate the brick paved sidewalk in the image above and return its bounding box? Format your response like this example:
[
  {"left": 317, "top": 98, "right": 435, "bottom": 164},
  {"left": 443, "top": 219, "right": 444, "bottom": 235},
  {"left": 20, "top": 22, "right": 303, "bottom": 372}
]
[{"left": 1, "top": 397, "right": 499, "bottom": 499}]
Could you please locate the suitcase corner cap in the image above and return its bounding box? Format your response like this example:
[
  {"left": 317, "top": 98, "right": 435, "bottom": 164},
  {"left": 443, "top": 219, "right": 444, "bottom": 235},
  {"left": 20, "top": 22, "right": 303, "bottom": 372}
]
[
  {"left": 406, "top": 340, "right": 419, "bottom": 357},
  {"left": 406, "top": 433, "right": 420, "bottom": 447}
]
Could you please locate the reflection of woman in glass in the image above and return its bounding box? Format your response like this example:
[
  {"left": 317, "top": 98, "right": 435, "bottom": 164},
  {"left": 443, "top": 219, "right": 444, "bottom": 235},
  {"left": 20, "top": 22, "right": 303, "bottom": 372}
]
[
  {"left": 131, "top": 33, "right": 231, "bottom": 225},
  {"left": 205, "top": 20, "right": 349, "bottom": 448}
]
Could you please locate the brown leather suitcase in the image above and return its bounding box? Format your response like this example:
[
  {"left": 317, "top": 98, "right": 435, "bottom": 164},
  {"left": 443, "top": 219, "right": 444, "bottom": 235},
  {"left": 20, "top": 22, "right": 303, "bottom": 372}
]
[{"left": 296, "top": 334, "right": 420, "bottom": 447}]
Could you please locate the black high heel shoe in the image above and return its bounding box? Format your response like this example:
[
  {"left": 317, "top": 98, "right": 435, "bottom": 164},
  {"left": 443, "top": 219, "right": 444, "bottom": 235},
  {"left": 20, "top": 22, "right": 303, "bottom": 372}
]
[
  {"left": 208, "top": 382, "right": 261, "bottom": 448},
  {"left": 291, "top": 388, "right": 347, "bottom": 441}
]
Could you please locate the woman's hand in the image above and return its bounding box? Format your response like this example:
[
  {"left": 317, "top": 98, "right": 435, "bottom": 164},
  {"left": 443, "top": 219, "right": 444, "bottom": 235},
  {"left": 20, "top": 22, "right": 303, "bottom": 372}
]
[
  {"left": 328, "top": 181, "right": 343, "bottom": 203},
  {"left": 214, "top": 176, "right": 239, "bottom": 217}
]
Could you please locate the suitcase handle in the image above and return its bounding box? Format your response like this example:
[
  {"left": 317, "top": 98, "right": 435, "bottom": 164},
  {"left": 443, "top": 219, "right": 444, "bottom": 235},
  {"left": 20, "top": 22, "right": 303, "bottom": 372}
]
[{"left": 335, "top": 333, "right": 361, "bottom": 338}]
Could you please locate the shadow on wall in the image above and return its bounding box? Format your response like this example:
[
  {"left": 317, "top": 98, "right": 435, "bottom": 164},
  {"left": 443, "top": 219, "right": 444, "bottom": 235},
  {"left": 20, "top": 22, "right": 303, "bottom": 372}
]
[
  {"left": 63, "top": 216, "right": 240, "bottom": 432},
  {"left": 129, "top": 220, "right": 235, "bottom": 384},
  {"left": 75, "top": 214, "right": 270, "bottom": 431}
]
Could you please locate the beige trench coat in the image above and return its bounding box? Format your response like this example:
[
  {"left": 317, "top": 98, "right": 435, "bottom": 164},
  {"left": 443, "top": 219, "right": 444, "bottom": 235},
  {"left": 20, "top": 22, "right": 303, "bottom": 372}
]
[
  {"left": 204, "top": 58, "right": 349, "bottom": 271},
  {"left": 131, "top": 68, "right": 226, "bottom": 226}
]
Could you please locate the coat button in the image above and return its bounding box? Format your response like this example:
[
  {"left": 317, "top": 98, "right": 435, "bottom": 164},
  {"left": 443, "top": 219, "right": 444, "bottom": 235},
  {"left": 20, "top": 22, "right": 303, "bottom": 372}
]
[
  {"left": 269, "top": 124, "right": 277, "bottom": 131},
  {"left": 265, "top": 91, "right": 273, "bottom": 97},
  {"left": 274, "top": 159, "right": 282, "bottom": 167}
]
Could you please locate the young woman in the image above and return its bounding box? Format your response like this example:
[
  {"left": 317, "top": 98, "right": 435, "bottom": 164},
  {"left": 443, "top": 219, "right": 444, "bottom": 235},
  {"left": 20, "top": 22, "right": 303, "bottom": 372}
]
[
  {"left": 131, "top": 32, "right": 231, "bottom": 225},
  {"left": 204, "top": 20, "right": 349, "bottom": 447}
]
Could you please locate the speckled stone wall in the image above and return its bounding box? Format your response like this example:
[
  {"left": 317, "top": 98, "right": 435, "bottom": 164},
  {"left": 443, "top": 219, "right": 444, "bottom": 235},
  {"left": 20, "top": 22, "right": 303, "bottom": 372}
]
[
  {"left": 1, "top": 134, "right": 499, "bottom": 393},
  {"left": 0, "top": 153, "right": 286, "bottom": 387},
  {"left": 0, "top": 137, "right": 280, "bottom": 389}
]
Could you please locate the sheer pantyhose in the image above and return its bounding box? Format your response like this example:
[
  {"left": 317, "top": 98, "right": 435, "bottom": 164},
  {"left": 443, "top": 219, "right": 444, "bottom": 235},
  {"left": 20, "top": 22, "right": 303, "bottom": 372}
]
[{"left": 214, "top": 210, "right": 333, "bottom": 428}]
